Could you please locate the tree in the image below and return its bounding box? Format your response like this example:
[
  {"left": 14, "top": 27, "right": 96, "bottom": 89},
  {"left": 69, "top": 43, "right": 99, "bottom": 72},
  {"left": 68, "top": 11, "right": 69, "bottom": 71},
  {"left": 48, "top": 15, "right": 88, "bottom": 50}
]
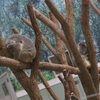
[{"left": 0, "top": 0, "right": 100, "bottom": 100}]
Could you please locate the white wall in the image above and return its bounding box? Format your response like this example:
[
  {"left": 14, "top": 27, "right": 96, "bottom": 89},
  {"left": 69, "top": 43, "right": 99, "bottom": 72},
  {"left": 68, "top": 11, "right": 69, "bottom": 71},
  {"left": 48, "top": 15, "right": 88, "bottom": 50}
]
[{"left": 16, "top": 75, "right": 88, "bottom": 100}]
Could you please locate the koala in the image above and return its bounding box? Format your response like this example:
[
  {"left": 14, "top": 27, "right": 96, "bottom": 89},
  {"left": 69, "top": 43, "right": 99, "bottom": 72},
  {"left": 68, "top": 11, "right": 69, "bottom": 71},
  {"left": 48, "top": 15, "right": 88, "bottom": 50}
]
[
  {"left": 77, "top": 41, "right": 88, "bottom": 56},
  {"left": 77, "top": 41, "right": 91, "bottom": 68},
  {"left": 6, "top": 34, "right": 36, "bottom": 63}
]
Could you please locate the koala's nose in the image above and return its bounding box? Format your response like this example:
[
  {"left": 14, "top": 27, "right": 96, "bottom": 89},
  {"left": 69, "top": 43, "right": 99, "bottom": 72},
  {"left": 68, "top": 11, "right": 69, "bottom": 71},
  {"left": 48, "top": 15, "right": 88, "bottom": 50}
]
[{"left": 7, "top": 40, "right": 16, "bottom": 48}]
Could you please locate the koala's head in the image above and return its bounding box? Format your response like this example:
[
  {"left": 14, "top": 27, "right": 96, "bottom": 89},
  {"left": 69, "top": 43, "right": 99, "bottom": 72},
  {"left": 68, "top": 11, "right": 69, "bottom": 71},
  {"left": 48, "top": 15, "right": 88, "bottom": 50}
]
[
  {"left": 78, "top": 41, "right": 87, "bottom": 48},
  {"left": 6, "top": 37, "right": 24, "bottom": 53},
  {"left": 77, "top": 41, "right": 88, "bottom": 56}
]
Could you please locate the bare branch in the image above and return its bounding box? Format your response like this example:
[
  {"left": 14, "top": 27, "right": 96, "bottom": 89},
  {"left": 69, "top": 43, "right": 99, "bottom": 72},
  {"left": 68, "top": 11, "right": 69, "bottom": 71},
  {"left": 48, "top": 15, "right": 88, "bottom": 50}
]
[
  {"left": 16, "top": 71, "right": 42, "bottom": 99},
  {"left": 0, "top": 33, "right": 30, "bottom": 96},
  {"left": 21, "top": 16, "right": 66, "bottom": 43},
  {"left": 71, "top": 92, "right": 80, "bottom": 100},
  {"left": 0, "top": 57, "right": 31, "bottom": 70},
  {"left": 32, "top": 8, "right": 74, "bottom": 61},
  {"left": 36, "top": 61, "right": 80, "bottom": 74},
  {"left": 21, "top": 17, "right": 57, "bottom": 55},
  {"left": 45, "top": 0, "right": 66, "bottom": 25},
  {"left": 63, "top": 70, "right": 70, "bottom": 100},
  {"left": 59, "top": 71, "right": 71, "bottom": 100},
  {"left": 21, "top": 17, "right": 33, "bottom": 28},
  {"left": 12, "top": 70, "right": 30, "bottom": 92},
  {"left": 45, "top": 0, "right": 99, "bottom": 99},
  {"left": 32, "top": 8, "right": 68, "bottom": 44},
  {"left": 0, "top": 56, "right": 80, "bottom": 74},
  {"left": 0, "top": 35, "right": 12, "bottom": 58},
  {"left": 81, "top": 0, "right": 99, "bottom": 93},
  {"left": 22, "top": 12, "right": 73, "bottom": 64},
  {"left": 58, "top": 75, "right": 64, "bottom": 84},
  {"left": 11, "top": 27, "right": 20, "bottom": 34},
  {"left": 49, "top": 12, "right": 68, "bottom": 65},
  {"left": 89, "top": 0, "right": 100, "bottom": 16},
  {"left": 1, "top": 56, "right": 100, "bottom": 75},
  {"left": 65, "top": 0, "right": 74, "bottom": 19},
  {"left": 27, "top": 4, "right": 42, "bottom": 77},
  {"left": 27, "top": 4, "right": 42, "bottom": 62},
  {"left": 38, "top": 70, "right": 60, "bottom": 100},
  {"left": 65, "top": 0, "right": 74, "bottom": 35},
  {"left": 42, "top": 35, "right": 57, "bottom": 55},
  {"left": 49, "top": 12, "right": 65, "bottom": 52}
]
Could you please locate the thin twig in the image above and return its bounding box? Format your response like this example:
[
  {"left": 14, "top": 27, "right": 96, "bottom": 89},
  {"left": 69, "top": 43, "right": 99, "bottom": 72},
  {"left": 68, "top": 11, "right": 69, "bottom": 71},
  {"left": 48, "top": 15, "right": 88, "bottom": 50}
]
[
  {"left": 89, "top": 0, "right": 100, "bottom": 16},
  {"left": 11, "top": 27, "right": 20, "bottom": 34}
]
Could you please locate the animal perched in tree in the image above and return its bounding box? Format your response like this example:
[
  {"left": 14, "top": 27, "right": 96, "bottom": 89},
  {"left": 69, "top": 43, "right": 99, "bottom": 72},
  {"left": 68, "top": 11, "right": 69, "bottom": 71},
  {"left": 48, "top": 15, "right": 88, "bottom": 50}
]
[
  {"left": 77, "top": 41, "right": 88, "bottom": 56},
  {"left": 6, "top": 34, "right": 36, "bottom": 63},
  {"left": 77, "top": 41, "right": 91, "bottom": 68}
]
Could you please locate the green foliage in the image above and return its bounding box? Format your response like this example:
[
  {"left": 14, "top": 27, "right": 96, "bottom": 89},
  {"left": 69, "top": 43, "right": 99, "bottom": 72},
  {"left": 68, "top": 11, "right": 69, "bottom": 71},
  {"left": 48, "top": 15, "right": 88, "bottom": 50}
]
[
  {"left": 37, "top": 70, "right": 55, "bottom": 84},
  {"left": 74, "top": 0, "right": 85, "bottom": 43},
  {"left": 0, "top": 67, "right": 11, "bottom": 75},
  {"left": 89, "top": 1, "right": 100, "bottom": 62},
  {"left": 2, "top": 83, "right": 9, "bottom": 95}
]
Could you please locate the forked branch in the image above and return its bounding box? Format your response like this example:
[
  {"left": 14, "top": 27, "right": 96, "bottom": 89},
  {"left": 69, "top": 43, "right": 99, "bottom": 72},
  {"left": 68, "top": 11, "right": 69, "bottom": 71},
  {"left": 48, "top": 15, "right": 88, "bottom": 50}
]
[
  {"left": 27, "top": 4, "right": 42, "bottom": 78},
  {"left": 21, "top": 17, "right": 57, "bottom": 55}
]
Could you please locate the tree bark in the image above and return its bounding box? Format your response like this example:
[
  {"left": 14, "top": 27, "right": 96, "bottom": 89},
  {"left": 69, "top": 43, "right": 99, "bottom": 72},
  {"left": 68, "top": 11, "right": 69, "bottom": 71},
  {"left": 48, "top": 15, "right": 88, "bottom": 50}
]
[
  {"left": 12, "top": 70, "right": 42, "bottom": 100},
  {"left": 58, "top": 74, "right": 70, "bottom": 100},
  {"left": 0, "top": 56, "right": 80, "bottom": 74},
  {"left": 0, "top": 1, "right": 100, "bottom": 100},
  {"left": 11, "top": 23, "right": 42, "bottom": 100},
  {"left": 21, "top": 16, "right": 74, "bottom": 64},
  {"left": 11, "top": 27, "right": 20, "bottom": 34},
  {"left": 81, "top": 0, "right": 99, "bottom": 93},
  {"left": 65, "top": 0, "right": 74, "bottom": 36},
  {"left": 0, "top": 35, "right": 12, "bottom": 57},
  {"left": 49, "top": 12, "right": 80, "bottom": 100},
  {"left": 27, "top": 4, "right": 43, "bottom": 100},
  {"left": 45, "top": 0, "right": 99, "bottom": 99},
  {"left": 0, "top": 33, "right": 41, "bottom": 100}
]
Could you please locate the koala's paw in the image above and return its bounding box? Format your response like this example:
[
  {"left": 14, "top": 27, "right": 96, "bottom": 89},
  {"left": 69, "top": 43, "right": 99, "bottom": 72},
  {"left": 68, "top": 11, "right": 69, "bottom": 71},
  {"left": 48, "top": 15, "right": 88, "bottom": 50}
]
[{"left": 18, "top": 51, "right": 33, "bottom": 63}]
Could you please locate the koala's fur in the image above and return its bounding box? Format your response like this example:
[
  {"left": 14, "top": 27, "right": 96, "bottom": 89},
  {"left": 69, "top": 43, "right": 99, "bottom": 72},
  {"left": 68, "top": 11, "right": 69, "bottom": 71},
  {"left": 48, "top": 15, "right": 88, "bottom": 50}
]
[
  {"left": 77, "top": 41, "right": 88, "bottom": 56},
  {"left": 6, "top": 34, "right": 36, "bottom": 63},
  {"left": 77, "top": 41, "right": 91, "bottom": 68}
]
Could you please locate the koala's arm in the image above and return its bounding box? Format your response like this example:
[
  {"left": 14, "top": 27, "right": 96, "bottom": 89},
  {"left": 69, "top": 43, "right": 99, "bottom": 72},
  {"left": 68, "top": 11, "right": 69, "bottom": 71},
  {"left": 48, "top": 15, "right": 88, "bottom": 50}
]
[
  {"left": 18, "top": 48, "right": 36, "bottom": 63},
  {"left": 13, "top": 41, "right": 36, "bottom": 63},
  {"left": 14, "top": 49, "right": 21, "bottom": 60},
  {"left": 13, "top": 43, "right": 24, "bottom": 60},
  {"left": 81, "top": 55, "right": 91, "bottom": 68}
]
